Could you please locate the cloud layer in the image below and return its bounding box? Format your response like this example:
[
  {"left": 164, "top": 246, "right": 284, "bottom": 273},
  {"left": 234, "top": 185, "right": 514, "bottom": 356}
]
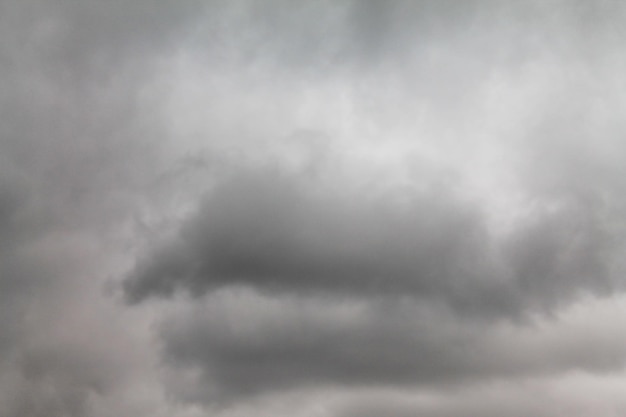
[{"left": 3, "top": 1, "right": 626, "bottom": 416}]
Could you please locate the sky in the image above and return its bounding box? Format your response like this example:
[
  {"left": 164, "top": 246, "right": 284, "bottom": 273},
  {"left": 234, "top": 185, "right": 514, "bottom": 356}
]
[{"left": 3, "top": 1, "right": 626, "bottom": 416}]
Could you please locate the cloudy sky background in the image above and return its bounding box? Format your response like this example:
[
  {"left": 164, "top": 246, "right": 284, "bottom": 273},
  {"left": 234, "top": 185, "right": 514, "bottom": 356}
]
[{"left": 3, "top": 1, "right": 626, "bottom": 416}]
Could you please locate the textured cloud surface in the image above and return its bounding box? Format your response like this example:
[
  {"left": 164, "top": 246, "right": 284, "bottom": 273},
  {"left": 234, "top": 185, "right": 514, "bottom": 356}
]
[{"left": 3, "top": 1, "right": 626, "bottom": 416}]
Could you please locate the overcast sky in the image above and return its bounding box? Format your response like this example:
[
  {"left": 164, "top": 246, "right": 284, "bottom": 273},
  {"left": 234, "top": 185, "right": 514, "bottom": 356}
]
[{"left": 3, "top": 1, "right": 626, "bottom": 416}]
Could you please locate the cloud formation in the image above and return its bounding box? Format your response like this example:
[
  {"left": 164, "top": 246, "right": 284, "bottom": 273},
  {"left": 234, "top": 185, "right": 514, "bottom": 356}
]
[
  {"left": 3, "top": 1, "right": 626, "bottom": 416},
  {"left": 124, "top": 156, "right": 619, "bottom": 318}
]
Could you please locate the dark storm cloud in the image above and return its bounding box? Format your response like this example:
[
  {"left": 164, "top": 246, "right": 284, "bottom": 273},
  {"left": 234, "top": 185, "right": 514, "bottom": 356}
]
[
  {"left": 159, "top": 289, "right": 626, "bottom": 404},
  {"left": 122, "top": 145, "right": 625, "bottom": 404},
  {"left": 124, "top": 167, "right": 510, "bottom": 313},
  {"left": 124, "top": 161, "right": 618, "bottom": 318},
  {"left": 123, "top": 0, "right": 626, "bottom": 321},
  {"left": 159, "top": 293, "right": 483, "bottom": 402}
]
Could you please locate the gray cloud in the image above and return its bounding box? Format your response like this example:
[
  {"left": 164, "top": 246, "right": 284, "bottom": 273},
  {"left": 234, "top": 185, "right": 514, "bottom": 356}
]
[
  {"left": 333, "top": 375, "right": 626, "bottom": 417},
  {"left": 119, "top": 0, "right": 626, "bottom": 409},
  {"left": 4, "top": 0, "right": 626, "bottom": 416},
  {"left": 159, "top": 291, "right": 482, "bottom": 402},
  {"left": 121, "top": 152, "right": 624, "bottom": 404},
  {"left": 124, "top": 166, "right": 511, "bottom": 313},
  {"left": 0, "top": 1, "right": 212, "bottom": 416},
  {"left": 157, "top": 289, "right": 626, "bottom": 404},
  {"left": 118, "top": 4, "right": 626, "bottom": 408},
  {"left": 124, "top": 159, "right": 619, "bottom": 318}
]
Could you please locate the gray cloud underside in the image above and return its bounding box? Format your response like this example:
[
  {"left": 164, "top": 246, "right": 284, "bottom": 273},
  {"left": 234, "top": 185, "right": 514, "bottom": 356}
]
[
  {"left": 124, "top": 164, "right": 619, "bottom": 317},
  {"left": 159, "top": 289, "right": 626, "bottom": 404},
  {"left": 123, "top": 161, "right": 624, "bottom": 401}
]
